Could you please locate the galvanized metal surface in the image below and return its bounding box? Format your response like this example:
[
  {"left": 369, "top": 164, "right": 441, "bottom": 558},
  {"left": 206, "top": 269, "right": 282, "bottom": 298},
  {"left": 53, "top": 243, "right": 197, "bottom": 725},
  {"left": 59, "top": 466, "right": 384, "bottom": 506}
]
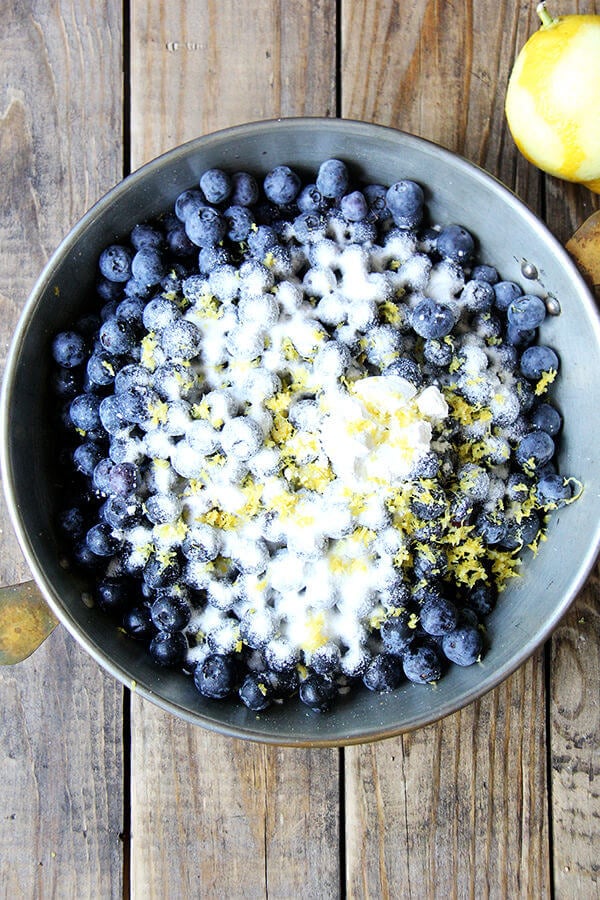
[{"left": 2, "top": 118, "right": 599, "bottom": 745}]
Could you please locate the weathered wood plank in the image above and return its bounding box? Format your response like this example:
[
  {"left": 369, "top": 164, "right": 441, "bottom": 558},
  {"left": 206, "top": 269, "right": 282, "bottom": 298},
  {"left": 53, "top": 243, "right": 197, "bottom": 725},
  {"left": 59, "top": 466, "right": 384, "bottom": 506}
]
[
  {"left": 345, "top": 658, "right": 550, "bottom": 899},
  {"left": 549, "top": 572, "right": 600, "bottom": 899},
  {"left": 128, "top": 3, "right": 340, "bottom": 898},
  {"left": 543, "top": 0, "right": 600, "bottom": 872},
  {"left": 0, "top": 1, "right": 125, "bottom": 897},
  {"left": 130, "top": 0, "right": 337, "bottom": 167},
  {"left": 131, "top": 707, "right": 341, "bottom": 899},
  {"left": 342, "top": 1, "right": 551, "bottom": 896}
]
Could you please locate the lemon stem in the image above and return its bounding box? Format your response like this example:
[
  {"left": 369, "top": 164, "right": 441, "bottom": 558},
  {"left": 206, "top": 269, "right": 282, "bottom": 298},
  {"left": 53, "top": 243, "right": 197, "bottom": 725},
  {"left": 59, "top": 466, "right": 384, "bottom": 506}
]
[{"left": 536, "top": 2, "right": 557, "bottom": 28}]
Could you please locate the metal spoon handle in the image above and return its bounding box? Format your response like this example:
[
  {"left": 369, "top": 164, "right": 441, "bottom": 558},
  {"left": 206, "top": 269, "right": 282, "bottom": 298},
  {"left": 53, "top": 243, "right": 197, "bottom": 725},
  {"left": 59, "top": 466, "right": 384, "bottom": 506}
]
[{"left": 0, "top": 580, "right": 58, "bottom": 665}]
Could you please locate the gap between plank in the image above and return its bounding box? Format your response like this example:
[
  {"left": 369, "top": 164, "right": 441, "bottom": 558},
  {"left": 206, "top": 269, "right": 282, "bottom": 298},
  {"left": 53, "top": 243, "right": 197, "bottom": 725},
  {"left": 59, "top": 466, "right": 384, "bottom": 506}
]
[
  {"left": 122, "top": 3, "right": 132, "bottom": 899},
  {"left": 544, "top": 640, "right": 556, "bottom": 900}
]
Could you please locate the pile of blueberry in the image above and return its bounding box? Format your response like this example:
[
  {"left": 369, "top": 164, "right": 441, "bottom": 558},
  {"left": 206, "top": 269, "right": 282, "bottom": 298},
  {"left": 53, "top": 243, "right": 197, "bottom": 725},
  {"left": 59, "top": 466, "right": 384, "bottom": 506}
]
[{"left": 50, "top": 156, "right": 578, "bottom": 714}]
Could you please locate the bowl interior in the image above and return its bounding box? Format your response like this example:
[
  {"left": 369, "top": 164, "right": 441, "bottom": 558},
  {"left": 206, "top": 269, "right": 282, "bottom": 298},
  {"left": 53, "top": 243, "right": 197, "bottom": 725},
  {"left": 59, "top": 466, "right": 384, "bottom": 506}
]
[{"left": 3, "top": 118, "right": 600, "bottom": 745}]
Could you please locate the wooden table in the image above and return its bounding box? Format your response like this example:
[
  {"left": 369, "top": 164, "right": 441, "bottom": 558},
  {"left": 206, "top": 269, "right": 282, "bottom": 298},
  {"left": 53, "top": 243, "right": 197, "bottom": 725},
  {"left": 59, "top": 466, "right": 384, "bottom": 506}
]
[{"left": 1, "top": 2, "right": 599, "bottom": 897}]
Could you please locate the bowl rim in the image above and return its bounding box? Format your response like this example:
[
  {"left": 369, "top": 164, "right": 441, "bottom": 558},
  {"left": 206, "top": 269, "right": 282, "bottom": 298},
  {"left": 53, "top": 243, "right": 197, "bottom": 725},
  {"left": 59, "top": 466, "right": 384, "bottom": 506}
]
[{"left": 2, "top": 116, "right": 600, "bottom": 746}]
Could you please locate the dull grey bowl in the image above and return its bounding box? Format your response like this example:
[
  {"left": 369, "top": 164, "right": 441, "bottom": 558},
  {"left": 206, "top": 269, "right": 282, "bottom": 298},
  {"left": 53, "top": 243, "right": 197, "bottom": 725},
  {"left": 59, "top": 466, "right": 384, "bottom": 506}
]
[{"left": 2, "top": 118, "right": 600, "bottom": 746}]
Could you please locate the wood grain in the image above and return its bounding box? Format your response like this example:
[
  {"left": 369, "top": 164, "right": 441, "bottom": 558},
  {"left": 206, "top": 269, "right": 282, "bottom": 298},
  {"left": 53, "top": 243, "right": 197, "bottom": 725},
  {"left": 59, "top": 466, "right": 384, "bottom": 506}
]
[
  {"left": 549, "top": 574, "right": 600, "bottom": 898},
  {"left": 345, "top": 656, "right": 550, "bottom": 899},
  {"left": 342, "top": 2, "right": 552, "bottom": 896},
  {"left": 0, "top": 2, "right": 125, "bottom": 897},
  {"left": 128, "top": 3, "right": 340, "bottom": 898},
  {"left": 131, "top": 0, "right": 337, "bottom": 167},
  {"left": 131, "top": 708, "right": 341, "bottom": 899},
  {"left": 541, "top": 5, "right": 600, "bottom": 893}
]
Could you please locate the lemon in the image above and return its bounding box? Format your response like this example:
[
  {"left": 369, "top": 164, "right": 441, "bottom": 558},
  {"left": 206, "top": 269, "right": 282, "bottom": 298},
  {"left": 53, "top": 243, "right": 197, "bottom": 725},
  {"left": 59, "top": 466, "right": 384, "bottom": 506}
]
[{"left": 505, "top": 2, "right": 600, "bottom": 192}]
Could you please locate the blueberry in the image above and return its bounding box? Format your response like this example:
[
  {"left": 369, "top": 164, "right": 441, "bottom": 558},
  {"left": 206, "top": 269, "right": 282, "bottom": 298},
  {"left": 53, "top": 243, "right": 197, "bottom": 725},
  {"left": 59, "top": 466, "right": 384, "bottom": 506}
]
[
  {"left": 247, "top": 224, "right": 279, "bottom": 257},
  {"left": 471, "top": 264, "right": 498, "bottom": 284},
  {"left": 116, "top": 385, "right": 155, "bottom": 426},
  {"left": 145, "top": 492, "right": 181, "bottom": 526},
  {"left": 363, "top": 653, "right": 403, "bottom": 692},
  {"left": 95, "top": 576, "right": 130, "bottom": 614},
  {"left": 69, "top": 393, "right": 102, "bottom": 432},
  {"left": 493, "top": 280, "right": 523, "bottom": 311},
  {"left": 150, "top": 593, "right": 191, "bottom": 633},
  {"left": 466, "top": 583, "right": 496, "bottom": 617},
  {"left": 224, "top": 204, "right": 254, "bottom": 242},
  {"left": 199, "top": 168, "right": 232, "bottom": 205},
  {"left": 515, "top": 431, "right": 555, "bottom": 470},
  {"left": 52, "top": 331, "right": 87, "bottom": 368},
  {"left": 166, "top": 221, "right": 197, "bottom": 257},
  {"left": 143, "top": 554, "right": 180, "bottom": 590},
  {"left": 340, "top": 190, "right": 368, "bottom": 222},
  {"left": 507, "top": 294, "right": 546, "bottom": 330},
  {"left": 123, "top": 278, "right": 153, "bottom": 302},
  {"left": 198, "top": 245, "right": 232, "bottom": 273},
  {"left": 476, "top": 511, "right": 508, "bottom": 546},
  {"left": 86, "top": 351, "right": 117, "bottom": 387},
  {"left": 149, "top": 630, "right": 188, "bottom": 667},
  {"left": 263, "top": 165, "right": 301, "bottom": 205},
  {"left": 536, "top": 473, "right": 572, "bottom": 506},
  {"left": 100, "top": 299, "right": 121, "bottom": 322},
  {"left": 423, "top": 338, "right": 454, "bottom": 367},
  {"left": 108, "top": 461, "right": 139, "bottom": 496},
  {"left": 92, "top": 457, "right": 115, "bottom": 494},
  {"left": 185, "top": 207, "right": 227, "bottom": 247},
  {"left": 506, "top": 323, "right": 535, "bottom": 346},
  {"left": 59, "top": 506, "right": 87, "bottom": 542},
  {"left": 410, "top": 482, "right": 447, "bottom": 520},
  {"left": 383, "top": 357, "right": 424, "bottom": 387},
  {"left": 230, "top": 171, "right": 259, "bottom": 207},
  {"left": 194, "top": 653, "right": 238, "bottom": 699},
  {"left": 160, "top": 319, "right": 201, "bottom": 360},
  {"left": 52, "top": 367, "right": 82, "bottom": 400},
  {"left": 97, "top": 395, "right": 127, "bottom": 434},
  {"left": 461, "top": 279, "right": 494, "bottom": 312},
  {"left": 309, "top": 642, "right": 341, "bottom": 676},
  {"left": 123, "top": 605, "right": 155, "bottom": 640},
  {"left": 499, "top": 512, "right": 541, "bottom": 550},
  {"left": 130, "top": 222, "right": 164, "bottom": 251},
  {"left": 85, "top": 522, "right": 122, "bottom": 557},
  {"left": 442, "top": 625, "right": 483, "bottom": 666},
  {"left": 298, "top": 673, "right": 337, "bottom": 712},
  {"left": 174, "top": 188, "right": 205, "bottom": 222},
  {"left": 100, "top": 495, "right": 141, "bottom": 529},
  {"left": 96, "top": 277, "right": 125, "bottom": 302},
  {"left": 363, "top": 183, "right": 391, "bottom": 222},
  {"left": 316, "top": 159, "right": 349, "bottom": 200},
  {"left": 411, "top": 297, "right": 455, "bottom": 339},
  {"left": 297, "top": 183, "right": 324, "bottom": 213},
  {"left": 385, "top": 180, "right": 424, "bottom": 229},
  {"left": 142, "top": 296, "right": 180, "bottom": 332},
  {"left": 419, "top": 596, "right": 459, "bottom": 635},
  {"left": 292, "top": 212, "right": 326, "bottom": 244},
  {"left": 73, "top": 441, "right": 104, "bottom": 477},
  {"left": 436, "top": 225, "right": 475, "bottom": 263},
  {"left": 402, "top": 641, "right": 443, "bottom": 683},
  {"left": 98, "top": 317, "right": 136, "bottom": 356},
  {"left": 239, "top": 672, "right": 274, "bottom": 711},
  {"left": 412, "top": 546, "right": 448, "bottom": 580},
  {"left": 380, "top": 615, "right": 413, "bottom": 656},
  {"left": 99, "top": 244, "right": 133, "bottom": 283},
  {"left": 117, "top": 296, "right": 147, "bottom": 327},
  {"left": 266, "top": 667, "right": 299, "bottom": 699},
  {"left": 530, "top": 402, "right": 562, "bottom": 435},
  {"left": 131, "top": 247, "right": 166, "bottom": 287},
  {"left": 519, "top": 345, "right": 559, "bottom": 380}
]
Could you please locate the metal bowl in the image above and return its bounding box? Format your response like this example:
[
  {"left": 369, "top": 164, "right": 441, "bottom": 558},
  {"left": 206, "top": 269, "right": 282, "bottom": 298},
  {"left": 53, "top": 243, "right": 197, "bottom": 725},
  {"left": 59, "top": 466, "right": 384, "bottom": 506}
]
[{"left": 2, "top": 118, "right": 600, "bottom": 745}]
